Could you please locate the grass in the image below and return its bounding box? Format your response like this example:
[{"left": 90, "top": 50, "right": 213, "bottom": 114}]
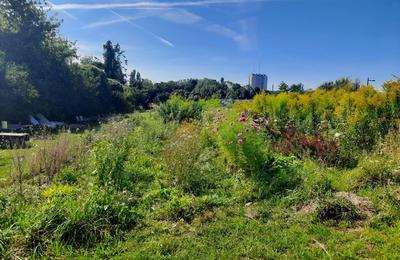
[
  {"left": 0, "top": 150, "right": 13, "bottom": 181},
  {"left": 1, "top": 98, "right": 400, "bottom": 258},
  {"left": 0, "top": 148, "right": 30, "bottom": 187}
]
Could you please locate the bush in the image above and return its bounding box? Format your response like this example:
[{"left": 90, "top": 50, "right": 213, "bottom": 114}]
[
  {"left": 209, "top": 110, "right": 301, "bottom": 198},
  {"left": 160, "top": 195, "right": 196, "bottom": 222},
  {"left": 56, "top": 167, "right": 79, "bottom": 185},
  {"left": 254, "top": 155, "right": 301, "bottom": 198},
  {"left": 93, "top": 139, "right": 130, "bottom": 190},
  {"left": 158, "top": 96, "right": 203, "bottom": 123},
  {"left": 213, "top": 110, "right": 269, "bottom": 175},
  {"left": 273, "top": 126, "right": 340, "bottom": 167}
]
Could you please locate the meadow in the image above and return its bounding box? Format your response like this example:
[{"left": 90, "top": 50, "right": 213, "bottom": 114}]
[{"left": 1, "top": 81, "right": 400, "bottom": 258}]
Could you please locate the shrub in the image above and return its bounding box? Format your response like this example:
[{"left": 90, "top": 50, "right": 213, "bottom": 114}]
[
  {"left": 209, "top": 110, "right": 301, "bottom": 198},
  {"left": 160, "top": 195, "right": 196, "bottom": 222},
  {"left": 273, "top": 126, "right": 340, "bottom": 167},
  {"left": 158, "top": 96, "right": 203, "bottom": 123},
  {"left": 254, "top": 155, "right": 301, "bottom": 198},
  {"left": 93, "top": 139, "right": 130, "bottom": 190},
  {"left": 213, "top": 111, "right": 269, "bottom": 175},
  {"left": 334, "top": 127, "right": 360, "bottom": 169},
  {"left": 56, "top": 167, "right": 79, "bottom": 185}
]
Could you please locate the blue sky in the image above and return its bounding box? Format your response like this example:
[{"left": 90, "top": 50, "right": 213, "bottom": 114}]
[{"left": 49, "top": 0, "right": 400, "bottom": 89}]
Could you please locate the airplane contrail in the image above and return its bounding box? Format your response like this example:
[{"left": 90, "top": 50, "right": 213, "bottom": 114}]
[
  {"left": 47, "top": 0, "right": 78, "bottom": 20},
  {"left": 109, "top": 10, "right": 175, "bottom": 48},
  {"left": 52, "top": 0, "right": 271, "bottom": 10}
]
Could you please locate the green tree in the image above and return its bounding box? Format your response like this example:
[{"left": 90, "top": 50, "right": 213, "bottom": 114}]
[
  {"left": 128, "top": 70, "right": 136, "bottom": 87},
  {"left": 318, "top": 78, "right": 352, "bottom": 91},
  {"left": 289, "top": 83, "right": 304, "bottom": 93},
  {"left": 103, "top": 40, "right": 127, "bottom": 84},
  {"left": 0, "top": 0, "right": 79, "bottom": 120},
  {"left": 278, "top": 81, "right": 289, "bottom": 92}
]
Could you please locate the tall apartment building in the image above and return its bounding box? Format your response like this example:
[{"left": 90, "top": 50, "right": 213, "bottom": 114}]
[{"left": 249, "top": 73, "right": 268, "bottom": 90}]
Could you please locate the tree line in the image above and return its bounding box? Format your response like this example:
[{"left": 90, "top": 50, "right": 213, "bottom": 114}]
[{"left": 0, "top": 0, "right": 255, "bottom": 122}]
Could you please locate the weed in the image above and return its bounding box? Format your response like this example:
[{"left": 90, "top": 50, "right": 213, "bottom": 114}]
[
  {"left": 164, "top": 123, "right": 222, "bottom": 195},
  {"left": 28, "top": 136, "right": 82, "bottom": 185},
  {"left": 159, "top": 96, "right": 203, "bottom": 123}
]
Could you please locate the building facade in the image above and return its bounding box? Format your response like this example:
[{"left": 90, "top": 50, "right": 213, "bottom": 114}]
[{"left": 249, "top": 73, "right": 268, "bottom": 90}]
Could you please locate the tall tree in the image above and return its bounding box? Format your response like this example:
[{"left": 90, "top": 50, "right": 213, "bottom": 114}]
[
  {"left": 0, "top": 0, "right": 78, "bottom": 120},
  {"left": 103, "top": 41, "right": 126, "bottom": 84},
  {"left": 129, "top": 69, "right": 136, "bottom": 87},
  {"left": 289, "top": 83, "right": 304, "bottom": 93},
  {"left": 278, "top": 81, "right": 289, "bottom": 92}
]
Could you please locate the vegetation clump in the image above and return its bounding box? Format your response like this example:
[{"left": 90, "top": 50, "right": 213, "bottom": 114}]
[{"left": 316, "top": 197, "right": 362, "bottom": 223}]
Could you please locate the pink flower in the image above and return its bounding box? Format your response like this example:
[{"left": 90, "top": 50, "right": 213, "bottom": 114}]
[
  {"left": 259, "top": 117, "right": 269, "bottom": 125},
  {"left": 251, "top": 121, "right": 261, "bottom": 131},
  {"left": 251, "top": 121, "right": 259, "bottom": 128},
  {"left": 239, "top": 117, "right": 247, "bottom": 122},
  {"left": 238, "top": 138, "right": 244, "bottom": 145}
]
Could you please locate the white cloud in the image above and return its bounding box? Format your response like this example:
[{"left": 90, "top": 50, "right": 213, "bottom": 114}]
[
  {"left": 82, "top": 8, "right": 202, "bottom": 29},
  {"left": 205, "top": 19, "right": 257, "bottom": 50},
  {"left": 160, "top": 9, "right": 202, "bottom": 24},
  {"left": 59, "top": 0, "right": 262, "bottom": 49},
  {"left": 206, "top": 24, "right": 246, "bottom": 47},
  {"left": 51, "top": 0, "right": 270, "bottom": 10},
  {"left": 206, "top": 24, "right": 243, "bottom": 42}
]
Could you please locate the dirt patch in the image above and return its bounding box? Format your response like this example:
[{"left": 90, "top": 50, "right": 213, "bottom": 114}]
[
  {"left": 297, "top": 192, "right": 375, "bottom": 224},
  {"left": 297, "top": 202, "right": 318, "bottom": 215},
  {"left": 334, "top": 192, "right": 375, "bottom": 218}
]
